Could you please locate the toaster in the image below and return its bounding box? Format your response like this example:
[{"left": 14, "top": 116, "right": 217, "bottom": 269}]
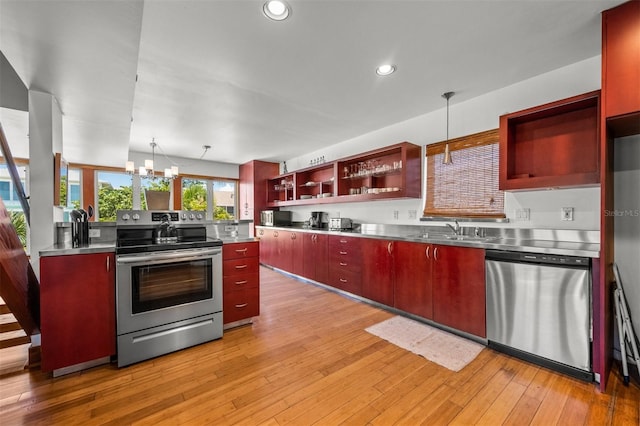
[{"left": 329, "top": 217, "right": 353, "bottom": 231}]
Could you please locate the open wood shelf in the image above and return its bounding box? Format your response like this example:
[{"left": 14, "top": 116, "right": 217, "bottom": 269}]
[
  {"left": 499, "top": 90, "right": 601, "bottom": 191},
  {"left": 266, "top": 142, "right": 421, "bottom": 207}
]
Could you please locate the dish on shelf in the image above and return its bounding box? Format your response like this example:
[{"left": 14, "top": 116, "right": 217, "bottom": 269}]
[
  {"left": 300, "top": 195, "right": 312, "bottom": 199},
  {"left": 304, "top": 181, "right": 316, "bottom": 186},
  {"left": 321, "top": 193, "right": 332, "bottom": 198}
]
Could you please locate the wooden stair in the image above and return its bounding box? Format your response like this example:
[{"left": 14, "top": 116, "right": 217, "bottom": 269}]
[{"left": 0, "top": 297, "right": 30, "bottom": 375}]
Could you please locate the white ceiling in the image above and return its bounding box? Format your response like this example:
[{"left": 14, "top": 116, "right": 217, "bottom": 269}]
[{"left": 0, "top": 0, "right": 624, "bottom": 168}]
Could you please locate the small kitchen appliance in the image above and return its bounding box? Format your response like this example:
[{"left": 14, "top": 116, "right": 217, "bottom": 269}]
[
  {"left": 260, "top": 210, "right": 292, "bottom": 227},
  {"left": 309, "top": 211, "right": 325, "bottom": 229},
  {"left": 329, "top": 217, "right": 353, "bottom": 231}
]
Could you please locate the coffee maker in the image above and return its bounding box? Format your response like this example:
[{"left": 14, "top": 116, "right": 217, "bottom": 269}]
[{"left": 309, "top": 211, "right": 325, "bottom": 229}]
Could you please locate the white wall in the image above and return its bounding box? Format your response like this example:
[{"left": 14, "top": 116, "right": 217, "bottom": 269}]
[
  {"left": 613, "top": 134, "right": 640, "bottom": 340},
  {"left": 283, "top": 56, "right": 602, "bottom": 231},
  {"left": 127, "top": 150, "right": 239, "bottom": 180}
]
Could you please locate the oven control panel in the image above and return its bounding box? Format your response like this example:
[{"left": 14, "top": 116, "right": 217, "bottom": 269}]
[
  {"left": 151, "top": 212, "right": 180, "bottom": 222},
  {"left": 117, "top": 210, "right": 207, "bottom": 225}
]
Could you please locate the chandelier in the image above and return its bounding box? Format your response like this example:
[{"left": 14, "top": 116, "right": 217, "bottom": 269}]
[{"left": 125, "top": 139, "right": 178, "bottom": 179}]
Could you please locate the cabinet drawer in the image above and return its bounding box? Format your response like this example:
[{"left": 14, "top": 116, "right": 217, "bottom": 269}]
[
  {"left": 329, "top": 236, "right": 362, "bottom": 255},
  {"left": 223, "top": 288, "right": 260, "bottom": 324},
  {"left": 223, "top": 272, "right": 259, "bottom": 291},
  {"left": 328, "top": 255, "right": 361, "bottom": 273},
  {"left": 223, "top": 257, "right": 260, "bottom": 277},
  {"left": 223, "top": 242, "right": 259, "bottom": 260},
  {"left": 327, "top": 268, "right": 362, "bottom": 295}
]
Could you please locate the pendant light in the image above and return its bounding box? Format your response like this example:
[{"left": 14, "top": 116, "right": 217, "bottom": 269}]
[
  {"left": 125, "top": 138, "right": 179, "bottom": 179},
  {"left": 442, "top": 91, "right": 454, "bottom": 165}
]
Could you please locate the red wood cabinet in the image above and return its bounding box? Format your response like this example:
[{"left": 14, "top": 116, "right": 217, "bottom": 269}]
[
  {"left": 499, "top": 91, "right": 600, "bottom": 190},
  {"left": 327, "top": 235, "right": 362, "bottom": 294},
  {"left": 257, "top": 228, "right": 277, "bottom": 267},
  {"left": 394, "top": 241, "right": 433, "bottom": 320},
  {"left": 602, "top": 0, "right": 640, "bottom": 132},
  {"left": 222, "top": 241, "right": 260, "bottom": 325},
  {"left": 239, "top": 160, "right": 280, "bottom": 233},
  {"left": 361, "top": 238, "right": 395, "bottom": 306},
  {"left": 302, "top": 232, "right": 328, "bottom": 283},
  {"left": 40, "top": 252, "right": 116, "bottom": 372},
  {"left": 431, "top": 245, "right": 486, "bottom": 338}
]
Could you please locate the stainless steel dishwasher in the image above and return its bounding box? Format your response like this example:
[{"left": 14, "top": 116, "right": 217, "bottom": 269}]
[{"left": 485, "top": 250, "right": 593, "bottom": 381}]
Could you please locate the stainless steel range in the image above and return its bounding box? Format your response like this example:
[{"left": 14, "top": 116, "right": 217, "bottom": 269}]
[{"left": 115, "top": 210, "right": 223, "bottom": 367}]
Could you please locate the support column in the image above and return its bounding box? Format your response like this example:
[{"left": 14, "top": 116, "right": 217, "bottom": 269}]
[{"left": 28, "top": 90, "right": 62, "bottom": 278}]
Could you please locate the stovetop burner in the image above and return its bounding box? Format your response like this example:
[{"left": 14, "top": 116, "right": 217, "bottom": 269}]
[{"left": 115, "top": 209, "right": 222, "bottom": 255}]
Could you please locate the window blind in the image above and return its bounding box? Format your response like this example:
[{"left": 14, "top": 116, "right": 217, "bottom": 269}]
[{"left": 424, "top": 129, "right": 505, "bottom": 218}]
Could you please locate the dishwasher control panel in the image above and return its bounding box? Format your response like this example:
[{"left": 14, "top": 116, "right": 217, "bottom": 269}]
[{"left": 486, "top": 250, "right": 590, "bottom": 267}]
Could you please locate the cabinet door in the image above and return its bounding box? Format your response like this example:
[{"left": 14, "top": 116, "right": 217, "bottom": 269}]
[
  {"left": 40, "top": 253, "right": 116, "bottom": 372},
  {"left": 361, "top": 239, "right": 394, "bottom": 306},
  {"left": 394, "top": 241, "right": 433, "bottom": 319},
  {"left": 257, "top": 228, "right": 276, "bottom": 267},
  {"left": 603, "top": 0, "right": 640, "bottom": 120},
  {"left": 302, "top": 233, "right": 328, "bottom": 283},
  {"left": 274, "top": 230, "right": 296, "bottom": 273},
  {"left": 432, "top": 245, "right": 486, "bottom": 337}
]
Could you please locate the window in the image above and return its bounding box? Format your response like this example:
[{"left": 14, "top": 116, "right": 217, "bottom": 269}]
[
  {"left": 182, "top": 178, "right": 236, "bottom": 220},
  {"left": 97, "top": 171, "right": 134, "bottom": 222},
  {"left": 213, "top": 180, "right": 236, "bottom": 219},
  {"left": 67, "top": 168, "right": 81, "bottom": 209},
  {"left": 424, "top": 129, "right": 505, "bottom": 218},
  {"left": 0, "top": 162, "right": 29, "bottom": 249}
]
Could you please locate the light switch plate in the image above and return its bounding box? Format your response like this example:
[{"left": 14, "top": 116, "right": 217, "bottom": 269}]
[
  {"left": 89, "top": 229, "right": 101, "bottom": 238},
  {"left": 561, "top": 207, "right": 574, "bottom": 221}
]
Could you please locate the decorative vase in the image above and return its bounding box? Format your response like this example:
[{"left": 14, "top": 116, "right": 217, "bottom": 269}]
[{"left": 144, "top": 190, "right": 170, "bottom": 210}]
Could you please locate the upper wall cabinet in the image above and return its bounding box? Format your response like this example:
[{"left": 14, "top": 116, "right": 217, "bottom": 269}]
[
  {"left": 499, "top": 91, "right": 600, "bottom": 191},
  {"left": 266, "top": 142, "right": 421, "bottom": 207},
  {"left": 602, "top": 0, "right": 640, "bottom": 137}
]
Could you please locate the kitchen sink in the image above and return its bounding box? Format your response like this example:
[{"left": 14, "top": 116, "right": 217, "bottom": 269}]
[
  {"left": 418, "top": 234, "right": 498, "bottom": 242},
  {"left": 442, "top": 235, "right": 498, "bottom": 242}
]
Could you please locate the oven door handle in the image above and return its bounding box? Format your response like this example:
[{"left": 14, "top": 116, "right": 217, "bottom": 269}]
[{"left": 116, "top": 248, "right": 221, "bottom": 265}]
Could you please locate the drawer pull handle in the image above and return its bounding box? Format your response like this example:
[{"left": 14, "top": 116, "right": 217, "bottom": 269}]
[
  {"left": 235, "top": 248, "right": 248, "bottom": 254},
  {"left": 234, "top": 280, "right": 248, "bottom": 285},
  {"left": 339, "top": 278, "right": 348, "bottom": 283},
  {"left": 235, "top": 264, "right": 248, "bottom": 270},
  {"left": 235, "top": 303, "right": 248, "bottom": 309},
  {"left": 339, "top": 239, "right": 347, "bottom": 243},
  {"left": 339, "top": 251, "right": 348, "bottom": 255},
  {"left": 340, "top": 262, "right": 347, "bottom": 266}
]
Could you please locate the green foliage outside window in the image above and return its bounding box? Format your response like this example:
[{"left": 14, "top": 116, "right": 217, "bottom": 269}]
[
  {"left": 182, "top": 179, "right": 207, "bottom": 212},
  {"left": 10, "top": 211, "right": 27, "bottom": 248},
  {"left": 98, "top": 184, "right": 135, "bottom": 222}
]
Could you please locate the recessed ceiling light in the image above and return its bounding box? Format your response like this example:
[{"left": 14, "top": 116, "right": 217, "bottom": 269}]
[
  {"left": 263, "top": 0, "right": 291, "bottom": 21},
  {"left": 376, "top": 64, "right": 396, "bottom": 76}
]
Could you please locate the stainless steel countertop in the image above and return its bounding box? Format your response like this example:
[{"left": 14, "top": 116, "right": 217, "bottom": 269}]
[
  {"left": 220, "top": 237, "right": 257, "bottom": 244},
  {"left": 40, "top": 237, "right": 257, "bottom": 256},
  {"left": 40, "top": 242, "right": 116, "bottom": 257},
  {"left": 255, "top": 225, "right": 600, "bottom": 258}
]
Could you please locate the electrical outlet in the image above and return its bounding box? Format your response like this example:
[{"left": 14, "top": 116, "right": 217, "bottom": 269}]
[
  {"left": 515, "top": 208, "right": 530, "bottom": 221},
  {"left": 89, "top": 229, "right": 100, "bottom": 238},
  {"left": 393, "top": 210, "right": 399, "bottom": 220},
  {"left": 408, "top": 210, "right": 417, "bottom": 219},
  {"left": 562, "top": 207, "right": 574, "bottom": 221}
]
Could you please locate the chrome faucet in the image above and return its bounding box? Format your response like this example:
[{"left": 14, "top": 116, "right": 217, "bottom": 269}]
[{"left": 446, "top": 220, "right": 461, "bottom": 236}]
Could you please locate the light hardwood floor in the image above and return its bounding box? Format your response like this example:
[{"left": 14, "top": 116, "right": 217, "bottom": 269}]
[{"left": 1, "top": 266, "right": 638, "bottom": 425}]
